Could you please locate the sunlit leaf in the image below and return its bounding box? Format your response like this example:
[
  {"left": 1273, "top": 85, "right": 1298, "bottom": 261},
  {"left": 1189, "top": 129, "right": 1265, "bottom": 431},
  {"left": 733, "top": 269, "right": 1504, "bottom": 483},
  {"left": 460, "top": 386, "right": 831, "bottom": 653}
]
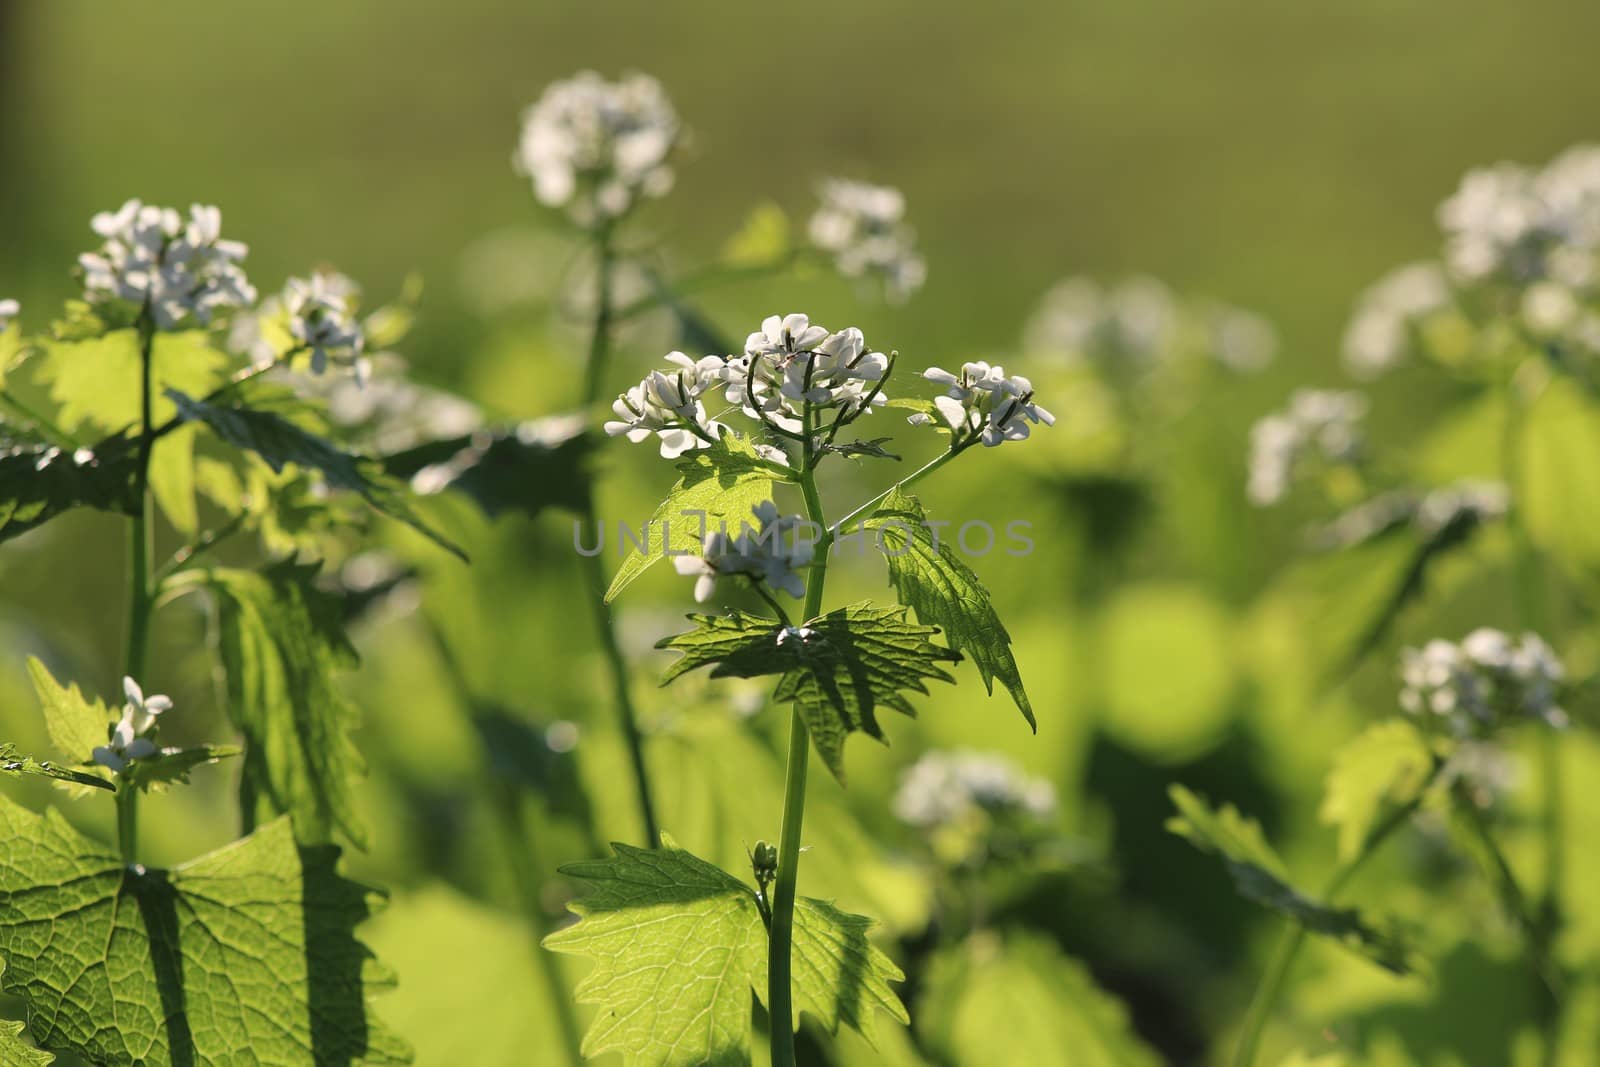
[
  {"left": 0, "top": 743, "right": 113, "bottom": 793},
  {"left": 1319, "top": 721, "right": 1435, "bottom": 862},
  {"left": 38, "top": 330, "right": 227, "bottom": 433},
  {"left": 0, "top": 1018, "right": 52, "bottom": 1066}
]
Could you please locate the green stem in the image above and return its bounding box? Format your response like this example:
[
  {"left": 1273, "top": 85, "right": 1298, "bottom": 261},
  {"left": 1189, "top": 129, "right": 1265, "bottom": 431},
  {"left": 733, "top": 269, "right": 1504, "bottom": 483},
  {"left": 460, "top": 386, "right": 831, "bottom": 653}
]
[
  {"left": 582, "top": 224, "right": 616, "bottom": 411},
  {"left": 1231, "top": 760, "right": 1444, "bottom": 1067},
  {"left": 769, "top": 424, "right": 830, "bottom": 1067},
  {"left": 118, "top": 316, "right": 158, "bottom": 867},
  {"left": 827, "top": 447, "right": 963, "bottom": 544}
]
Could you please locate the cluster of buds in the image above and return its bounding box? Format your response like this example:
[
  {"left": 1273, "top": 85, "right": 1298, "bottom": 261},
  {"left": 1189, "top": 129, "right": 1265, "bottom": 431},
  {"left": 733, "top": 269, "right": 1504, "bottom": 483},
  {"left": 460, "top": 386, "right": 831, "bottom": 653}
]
[
  {"left": 1341, "top": 262, "right": 1453, "bottom": 378},
  {"left": 78, "top": 200, "right": 255, "bottom": 330},
  {"left": 807, "top": 178, "right": 927, "bottom": 302},
  {"left": 514, "top": 71, "right": 679, "bottom": 226},
  {"left": 1400, "top": 628, "right": 1567, "bottom": 735},
  {"left": 672, "top": 500, "right": 815, "bottom": 603},
  {"left": 1246, "top": 389, "right": 1367, "bottom": 506},
  {"left": 91, "top": 678, "right": 171, "bottom": 774},
  {"left": 910, "top": 361, "right": 1055, "bottom": 448}
]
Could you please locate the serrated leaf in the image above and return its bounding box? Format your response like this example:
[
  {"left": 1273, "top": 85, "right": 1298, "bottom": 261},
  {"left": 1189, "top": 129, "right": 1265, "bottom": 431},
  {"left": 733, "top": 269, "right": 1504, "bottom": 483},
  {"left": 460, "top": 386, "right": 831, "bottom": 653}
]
[
  {"left": 122, "top": 744, "right": 241, "bottom": 793},
  {"left": 657, "top": 602, "right": 961, "bottom": 781},
  {"left": 1320, "top": 721, "right": 1435, "bottom": 862},
  {"left": 605, "top": 433, "right": 791, "bottom": 603},
  {"left": 1166, "top": 785, "right": 1414, "bottom": 974},
  {"left": 825, "top": 437, "right": 902, "bottom": 461},
  {"left": 544, "top": 835, "right": 906, "bottom": 1066},
  {"left": 25, "top": 657, "right": 113, "bottom": 775},
  {"left": 147, "top": 422, "right": 199, "bottom": 537},
  {"left": 864, "top": 488, "right": 1036, "bottom": 730},
  {"left": 383, "top": 414, "right": 592, "bottom": 520},
  {"left": 0, "top": 743, "right": 114, "bottom": 793},
  {"left": 37, "top": 330, "right": 228, "bottom": 434},
  {"left": 0, "top": 1018, "right": 52, "bottom": 1066},
  {"left": 196, "top": 561, "right": 371, "bottom": 848},
  {"left": 918, "top": 932, "right": 1162, "bottom": 1067},
  {"left": 0, "top": 434, "right": 140, "bottom": 544},
  {"left": 166, "top": 389, "right": 466, "bottom": 560},
  {"left": 0, "top": 797, "right": 411, "bottom": 1065}
]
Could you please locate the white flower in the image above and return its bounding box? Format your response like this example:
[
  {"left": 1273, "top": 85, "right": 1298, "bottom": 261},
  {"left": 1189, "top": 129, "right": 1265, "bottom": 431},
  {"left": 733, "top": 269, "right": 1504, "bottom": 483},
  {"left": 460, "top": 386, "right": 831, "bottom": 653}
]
[
  {"left": 1246, "top": 389, "right": 1366, "bottom": 506},
  {"left": 1341, "top": 262, "right": 1452, "bottom": 379},
  {"left": 918, "top": 361, "right": 1055, "bottom": 447},
  {"left": 727, "top": 314, "right": 890, "bottom": 432},
  {"left": 808, "top": 178, "right": 927, "bottom": 302},
  {"left": 0, "top": 298, "right": 17, "bottom": 332},
  {"left": 282, "top": 271, "right": 368, "bottom": 383},
  {"left": 79, "top": 199, "right": 255, "bottom": 330},
  {"left": 92, "top": 676, "right": 172, "bottom": 773},
  {"left": 604, "top": 351, "right": 728, "bottom": 458},
  {"left": 1399, "top": 628, "right": 1566, "bottom": 735},
  {"left": 672, "top": 500, "right": 815, "bottom": 603},
  {"left": 893, "top": 749, "right": 1056, "bottom": 829},
  {"left": 514, "top": 71, "right": 679, "bottom": 225}
]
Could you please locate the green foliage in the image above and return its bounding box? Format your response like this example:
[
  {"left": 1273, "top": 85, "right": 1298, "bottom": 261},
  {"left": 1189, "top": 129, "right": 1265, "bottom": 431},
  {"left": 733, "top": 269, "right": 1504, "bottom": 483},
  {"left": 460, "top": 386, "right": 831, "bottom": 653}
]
[
  {"left": 0, "top": 433, "right": 140, "bottom": 544},
  {"left": 26, "top": 657, "right": 113, "bottom": 775},
  {"left": 544, "top": 835, "right": 907, "bottom": 1066},
  {"left": 382, "top": 414, "right": 592, "bottom": 520},
  {"left": 196, "top": 561, "right": 371, "bottom": 847},
  {"left": 605, "top": 432, "right": 791, "bottom": 602},
  {"left": 1520, "top": 377, "right": 1600, "bottom": 576},
  {"left": 0, "top": 1019, "right": 52, "bottom": 1066},
  {"left": 865, "top": 487, "right": 1036, "bottom": 730},
  {"left": 0, "top": 743, "right": 113, "bottom": 793},
  {"left": 720, "top": 201, "right": 791, "bottom": 266},
  {"left": 121, "top": 743, "right": 241, "bottom": 792},
  {"left": 1166, "top": 786, "right": 1414, "bottom": 974},
  {"left": 166, "top": 388, "right": 466, "bottom": 560},
  {"left": 1319, "top": 721, "right": 1435, "bottom": 862},
  {"left": 0, "top": 796, "right": 411, "bottom": 1065},
  {"left": 918, "top": 932, "right": 1162, "bottom": 1067},
  {"left": 657, "top": 602, "right": 962, "bottom": 780},
  {"left": 147, "top": 423, "right": 200, "bottom": 537},
  {"left": 38, "top": 330, "right": 227, "bottom": 434}
]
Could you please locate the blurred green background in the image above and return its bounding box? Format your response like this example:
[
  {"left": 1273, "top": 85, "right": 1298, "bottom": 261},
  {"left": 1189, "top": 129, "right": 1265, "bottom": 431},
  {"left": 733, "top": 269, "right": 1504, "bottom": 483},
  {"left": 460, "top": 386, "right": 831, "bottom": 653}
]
[{"left": 5, "top": 2, "right": 1600, "bottom": 1065}]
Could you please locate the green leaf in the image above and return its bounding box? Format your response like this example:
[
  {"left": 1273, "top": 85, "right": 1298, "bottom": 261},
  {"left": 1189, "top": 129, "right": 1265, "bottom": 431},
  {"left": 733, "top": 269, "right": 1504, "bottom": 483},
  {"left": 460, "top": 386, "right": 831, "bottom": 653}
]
[
  {"left": 25, "top": 657, "right": 113, "bottom": 775},
  {"left": 657, "top": 602, "right": 962, "bottom": 781},
  {"left": 1166, "top": 785, "right": 1414, "bottom": 974},
  {"left": 0, "top": 1019, "right": 52, "bottom": 1066},
  {"left": 864, "top": 488, "right": 1036, "bottom": 730},
  {"left": 1520, "top": 377, "right": 1600, "bottom": 575},
  {"left": 605, "top": 433, "right": 790, "bottom": 603},
  {"left": 0, "top": 797, "right": 411, "bottom": 1065},
  {"left": 720, "top": 201, "right": 791, "bottom": 266},
  {"left": 0, "top": 743, "right": 114, "bottom": 793},
  {"left": 918, "top": 932, "right": 1162, "bottom": 1067},
  {"left": 122, "top": 744, "right": 241, "bottom": 793},
  {"left": 825, "top": 437, "right": 902, "bottom": 462},
  {"left": 166, "top": 389, "right": 466, "bottom": 560},
  {"left": 0, "top": 434, "right": 140, "bottom": 544},
  {"left": 196, "top": 561, "right": 371, "bottom": 847},
  {"left": 38, "top": 329, "right": 228, "bottom": 433},
  {"left": 382, "top": 414, "right": 592, "bottom": 521},
  {"left": 1319, "top": 721, "right": 1435, "bottom": 862},
  {"left": 147, "top": 423, "right": 199, "bottom": 537},
  {"left": 544, "top": 834, "right": 906, "bottom": 1066}
]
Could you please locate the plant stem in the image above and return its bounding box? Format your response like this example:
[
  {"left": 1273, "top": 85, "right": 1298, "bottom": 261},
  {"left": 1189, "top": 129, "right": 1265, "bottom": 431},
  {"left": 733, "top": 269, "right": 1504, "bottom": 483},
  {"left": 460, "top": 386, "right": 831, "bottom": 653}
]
[
  {"left": 577, "top": 221, "right": 660, "bottom": 848},
  {"left": 1231, "top": 761, "right": 1443, "bottom": 1067},
  {"left": 769, "top": 427, "right": 830, "bottom": 1067},
  {"left": 118, "top": 316, "right": 158, "bottom": 867},
  {"left": 827, "top": 447, "right": 961, "bottom": 543}
]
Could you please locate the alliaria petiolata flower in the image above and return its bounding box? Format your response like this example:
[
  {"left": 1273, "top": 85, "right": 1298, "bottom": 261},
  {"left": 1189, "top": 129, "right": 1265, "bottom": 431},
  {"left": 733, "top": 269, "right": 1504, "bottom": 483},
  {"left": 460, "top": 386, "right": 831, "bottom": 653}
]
[
  {"left": 808, "top": 178, "right": 927, "bottom": 302},
  {"left": 672, "top": 500, "right": 815, "bottom": 603},
  {"left": 604, "top": 351, "right": 730, "bottom": 458},
  {"left": 1246, "top": 389, "right": 1367, "bottom": 506},
  {"left": 914, "top": 361, "right": 1055, "bottom": 447},
  {"left": 92, "top": 676, "right": 172, "bottom": 773},
  {"left": 0, "top": 298, "right": 17, "bottom": 332},
  {"left": 1341, "top": 262, "right": 1453, "bottom": 379},
  {"left": 1399, "top": 628, "right": 1566, "bottom": 735},
  {"left": 514, "top": 71, "right": 679, "bottom": 226},
  {"left": 78, "top": 200, "right": 256, "bottom": 330},
  {"left": 725, "top": 314, "right": 890, "bottom": 433},
  {"left": 893, "top": 748, "right": 1057, "bottom": 830},
  {"left": 284, "top": 271, "right": 368, "bottom": 382}
]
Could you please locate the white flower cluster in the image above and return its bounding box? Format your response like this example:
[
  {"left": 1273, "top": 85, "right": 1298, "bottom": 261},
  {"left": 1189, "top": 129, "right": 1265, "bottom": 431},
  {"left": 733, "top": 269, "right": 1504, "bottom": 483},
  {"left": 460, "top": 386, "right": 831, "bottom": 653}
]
[
  {"left": 604, "top": 350, "right": 729, "bottom": 458},
  {"left": 1247, "top": 389, "right": 1367, "bottom": 506},
  {"left": 728, "top": 314, "right": 890, "bottom": 433},
  {"left": 285, "top": 272, "right": 367, "bottom": 382},
  {"left": 1438, "top": 147, "right": 1600, "bottom": 289},
  {"left": 79, "top": 200, "right": 255, "bottom": 329},
  {"left": 807, "top": 178, "right": 927, "bottom": 302},
  {"left": 672, "top": 500, "right": 815, "bottom": 603},
  {"left": 1341, "top": 262, "right": 1453, "bottom": 378},
  {"left": 0, "top": 298, "right": 17, "bottom": 332},
  {"left": 92, "top": 677, "right": 171, "bottom": 773},
  {"left": 893, "top": 749, "right": 1057, "bottom": 830},
  {"left": 1024, "top": 275, "right": 1277, "bottom": 374},
  {"left": 514, "top": 71, "right": 679, "bottom": 225},
  {"left": 1400, "top": 628, "right": 1567, "bottom": 735},
  {"left": 911, "top": 361, "right": 1055, "bottom": 447}
]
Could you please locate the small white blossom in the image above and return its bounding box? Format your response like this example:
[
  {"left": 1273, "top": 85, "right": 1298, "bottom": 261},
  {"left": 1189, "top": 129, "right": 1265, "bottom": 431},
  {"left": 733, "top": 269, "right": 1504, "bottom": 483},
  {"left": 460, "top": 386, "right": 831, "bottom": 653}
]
[
  {"left": 808, "top": 178, "right": 927, "bottom": 302},
  {"left": 1247, "top": 389, "right": 1367, "bottom": 506},
  {"left": 672, "top": 500, "right": 815, "bottom": 603},
  {"left": 1341, "top": 262, "right": 1452, "bottom": 378},
  {"left": 1399, "top": 628, "right": 1566, "bottom": 735},
  {"left": 604, "top": 351, "right": 729, "bottom": 458},
  {"left": 893, "top": 749, "right": 1056, "bottom": 830},
  {"left": 92, "top": 677, "right": 172, "bottom": 773},
  {"left": 726, "top": 314, "right": 889, "bottom": 432},
  {"left": 514, "top": 71, "right": 679, "bottom": 225},
  {"left": 284, "top": 272, "right": 368, "bottom": 383},
  {"left": 78, "top": 199, "right": 255, "bottom": 330},
  {"left": 0, "top": 298, "right": 17, "bottom": 331},
  {"left": 919, "top": 361, "right": 1055, "bottom": 447}
]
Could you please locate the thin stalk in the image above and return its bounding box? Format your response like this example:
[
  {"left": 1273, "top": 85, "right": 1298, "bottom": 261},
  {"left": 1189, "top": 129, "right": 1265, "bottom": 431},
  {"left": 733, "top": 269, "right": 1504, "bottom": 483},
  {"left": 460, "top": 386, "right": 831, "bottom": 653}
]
[
  {"left": 0, "top": 389, "right": 80, "bottom": 449},
  {"left": 768, "top": 419, "right": 830, "bottom": 1067},
  {"left": 1231, "top": 760, "right": 1444, "bottom": 1067},
  {"left": 577, "top": 222, "right": 660, "bottom": 847},
  {"left": 117, "top": 316, "right": 158, "bottom": 867},
  {"left": 827, "top": 447, "right": 963, "bottom": 543}
]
